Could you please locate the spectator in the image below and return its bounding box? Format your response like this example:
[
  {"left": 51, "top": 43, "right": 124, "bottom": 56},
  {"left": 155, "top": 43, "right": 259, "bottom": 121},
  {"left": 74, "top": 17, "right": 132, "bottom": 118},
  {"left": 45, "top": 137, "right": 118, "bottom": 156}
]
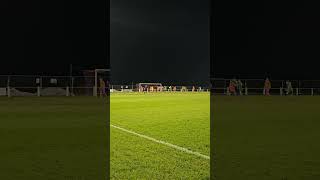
[
  {"left": 173, "top": 86, "right": 177, "bottom": 92},
  {"left": 228, "top": 78, "right": 237, "bottom": 95},
  {"left": 99, "top": 78, "right": 106, "bottom": 97},
  {"left": 264, "top": 78, "right": 271, "bottom": 96},
  {"left": 286, "top": 80, "right": 293, "bottom": 95}
]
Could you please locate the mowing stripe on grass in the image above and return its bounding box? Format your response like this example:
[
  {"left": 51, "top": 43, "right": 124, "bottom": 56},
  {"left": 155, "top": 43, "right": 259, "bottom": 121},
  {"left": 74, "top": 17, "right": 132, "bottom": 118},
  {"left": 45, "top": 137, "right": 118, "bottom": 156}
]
[{"left": 111, "top": 124, "right": 210, "bottom": 160}]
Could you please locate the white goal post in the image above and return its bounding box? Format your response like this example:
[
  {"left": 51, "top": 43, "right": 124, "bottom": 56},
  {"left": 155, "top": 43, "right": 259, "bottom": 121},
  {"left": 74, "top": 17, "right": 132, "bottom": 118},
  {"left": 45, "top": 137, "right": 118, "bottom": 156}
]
[{"left": 93, "top": 69, "right": 110, "bottom": 96}]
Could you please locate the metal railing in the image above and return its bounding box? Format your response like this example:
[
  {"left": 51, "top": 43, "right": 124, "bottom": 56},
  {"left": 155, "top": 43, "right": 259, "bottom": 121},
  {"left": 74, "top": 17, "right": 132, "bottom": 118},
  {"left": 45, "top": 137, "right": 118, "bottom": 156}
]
[
  {"left": 0, "top": 75, "right": 211, "bottom": 97},
  {"left": 3, "top": 75, "right": 319, "bottom": 96},
  {"left": 211, "top": 78, "right": 320, "bottom": 96},
  {"left": 0, "top": 75, "right": 99, "bottom": 97}
]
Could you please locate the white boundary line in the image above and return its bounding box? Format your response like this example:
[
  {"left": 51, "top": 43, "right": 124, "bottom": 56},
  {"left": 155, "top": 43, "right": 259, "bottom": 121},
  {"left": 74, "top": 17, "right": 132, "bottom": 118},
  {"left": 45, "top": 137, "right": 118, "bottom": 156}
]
[{"left": 111, "top": 124, "right": 210, "bottom": 160}]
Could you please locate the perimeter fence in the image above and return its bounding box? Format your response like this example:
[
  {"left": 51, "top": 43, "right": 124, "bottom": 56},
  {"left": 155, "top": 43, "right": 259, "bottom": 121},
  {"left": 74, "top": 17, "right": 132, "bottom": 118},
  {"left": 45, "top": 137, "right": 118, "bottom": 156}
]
[
  {"left": 0, "top": 75, "right": 210, "bottom": 97},
  {"left": 2, "top": 75, "right": 317, "bottom": 96},
  {"left": 211, "top": 78, "right": 320, "bottom": 96}
]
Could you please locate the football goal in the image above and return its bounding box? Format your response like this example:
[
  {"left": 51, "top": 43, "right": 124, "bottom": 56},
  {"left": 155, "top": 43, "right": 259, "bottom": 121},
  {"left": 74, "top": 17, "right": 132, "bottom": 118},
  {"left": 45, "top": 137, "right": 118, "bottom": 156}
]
[{"left": 137, "top": 83, "right": 163, "bottom": 92}]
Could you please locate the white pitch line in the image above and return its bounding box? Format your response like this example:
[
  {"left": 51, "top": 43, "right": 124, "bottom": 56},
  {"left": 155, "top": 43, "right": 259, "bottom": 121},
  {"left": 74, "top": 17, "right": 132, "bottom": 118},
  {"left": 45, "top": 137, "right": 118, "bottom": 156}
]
[{"left": 111, "top": 124, "right": 210, "bottom": 160}]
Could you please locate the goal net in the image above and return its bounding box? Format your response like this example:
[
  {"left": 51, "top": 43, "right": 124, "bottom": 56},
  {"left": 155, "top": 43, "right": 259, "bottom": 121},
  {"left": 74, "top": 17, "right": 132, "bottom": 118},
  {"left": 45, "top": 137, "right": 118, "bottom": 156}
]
[{"left": 137, "top": 83, "right": 163, "bottom": 92}]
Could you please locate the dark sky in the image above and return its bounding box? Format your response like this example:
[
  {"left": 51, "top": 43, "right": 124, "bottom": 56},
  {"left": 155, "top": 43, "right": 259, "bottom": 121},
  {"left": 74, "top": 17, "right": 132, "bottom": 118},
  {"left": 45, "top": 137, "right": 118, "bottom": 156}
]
[
  {"left": 1, "top": 0, "right": 108, "bottom": 75},
  {"left": 2, "top": 0, "right": 320, "bottom": 80},
  {"left": 110, "top": 0, "right": 210, "bottom": 84},
  {"left": 1, "top": 0, "right": 209, "bottom": 84},
  {"left": 214, "top": 1, "right": 320, "bottom": 80}
]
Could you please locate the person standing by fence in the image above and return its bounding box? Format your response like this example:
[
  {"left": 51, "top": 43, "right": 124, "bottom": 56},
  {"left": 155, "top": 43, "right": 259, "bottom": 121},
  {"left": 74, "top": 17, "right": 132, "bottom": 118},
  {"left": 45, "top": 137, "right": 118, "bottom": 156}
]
[
  {"left": 173, "top": 86, "right": 177, "bottom": 92},
  {"left": 99, "top": 78, "right": 106, "bottom": 97},
  {"left": 264, "top": 78, "right": 271, "bottom": 96},
  {"left": 286, "top": 80, "right": 293, "bottom": 95},
  {"left": 228, "top": 79, "right": 237, "bottom": 95}
]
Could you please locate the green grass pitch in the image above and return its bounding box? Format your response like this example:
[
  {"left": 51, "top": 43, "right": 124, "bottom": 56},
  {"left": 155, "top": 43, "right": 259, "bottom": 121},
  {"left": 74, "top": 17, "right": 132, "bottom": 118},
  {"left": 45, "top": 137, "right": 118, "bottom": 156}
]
[
  {"left": 111, "top": 92, "right": 210, "bottom": 179},
  {"left": 0, "top": 97, "right": 108, "bottom": 180},
  {"left": 5, "top": 94, "right": 319, "bottom": 179},
  {"left": 213, "top": 96, "right": 320, "bottom": 180},
  {"left": 0, "top": 93, "right": 210, "bottom": 179}
]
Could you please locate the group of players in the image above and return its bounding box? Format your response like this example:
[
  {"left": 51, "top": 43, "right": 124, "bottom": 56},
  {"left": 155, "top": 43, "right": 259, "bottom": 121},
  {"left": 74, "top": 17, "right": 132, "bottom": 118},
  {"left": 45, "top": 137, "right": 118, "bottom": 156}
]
[
  {"left": 228, "top": 78, "right": 294, "bottom": 96},
  {"left": 227, "top": 78, "right": 245, "bottom": 96},
  {"left": 138, "top": 85, "right": 203, "bottom": 93},
  {"left": 99, "top": 77, "right": 295, "bottom": 96}
]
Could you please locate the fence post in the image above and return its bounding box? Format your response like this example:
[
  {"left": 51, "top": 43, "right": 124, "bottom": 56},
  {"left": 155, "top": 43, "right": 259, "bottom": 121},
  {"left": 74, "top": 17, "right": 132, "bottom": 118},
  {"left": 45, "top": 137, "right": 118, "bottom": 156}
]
[
  {"left": 7, "top": 86, "right": 10, "bottom": 97},
  {"left": 311, "top": 88, "right": 314, "bottom": 96},
  {"left": 93, "top": 86, "right": 97, "bottom": 96},
  {"left": 224, "top": 80, "right": 227, "bottom": 93},
  {"left": 71, "top": 77, "right": 74, "bottom": 95},
  {"left": 66, "top": 86, "right": 70, "bottom": 96},
  {"left": 37, "top": 86, "right": 41, "bottom": 97},
  {"left": 296, "top": 88, "right": 299, "bottom": 96},
  {"left": 245, "top": 87, "right": 248, "bottom": 95},
  {"left": 7, "top": 76, "right": 10, "bottom": 87},
  {"left": 40, "top": 77, "right": 42, "bottom": 88},
  {"left": 280, "top": 88, "right": 283, "bottom": 96}
]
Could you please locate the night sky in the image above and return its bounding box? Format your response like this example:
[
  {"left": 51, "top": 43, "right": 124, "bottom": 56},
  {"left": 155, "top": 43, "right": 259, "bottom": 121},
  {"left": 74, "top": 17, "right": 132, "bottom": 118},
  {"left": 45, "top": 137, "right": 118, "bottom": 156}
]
[
  {"left": 214, "top": 1, "right": 320, "bottom": 80},
  {"left": 1, "top": 0, "right": 108, "bottom": 75},
  {"left": 1, "top": 1, "right": 320, "bottom": 81},
  {"left": 110, "top": 0, "right": 210, "bottom": 84},
  {"left": 1, "top": 0, "right": 209, "bottom": 84}
]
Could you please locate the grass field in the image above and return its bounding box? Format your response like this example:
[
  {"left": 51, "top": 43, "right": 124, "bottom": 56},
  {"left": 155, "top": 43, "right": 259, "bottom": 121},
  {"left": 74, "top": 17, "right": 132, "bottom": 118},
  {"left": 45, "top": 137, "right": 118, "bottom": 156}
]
[
  {"left": 4, "top": 94, "right": 318, "bottom": 179},
  {"left": 0, "top": 93, "right": 210, "bottom": 180},
  {"left": 0, "top": 97, "right": 108, "bottom": 180},
  {"left": 213, "top": 96, "right": 320, "bottom": 180},
  {"left": 110, "top": 92, "right": 210, "bottom": 179}
]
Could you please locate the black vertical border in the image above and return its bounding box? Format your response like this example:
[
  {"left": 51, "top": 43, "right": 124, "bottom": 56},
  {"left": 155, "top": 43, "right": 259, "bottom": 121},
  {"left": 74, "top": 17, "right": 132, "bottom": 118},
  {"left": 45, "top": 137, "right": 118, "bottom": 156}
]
[
  {"left": 209, "top": 0, "right": 215, "bottom": 179},
  {"left": 106, "top": 0, "right": 110, "bottom": 179}
]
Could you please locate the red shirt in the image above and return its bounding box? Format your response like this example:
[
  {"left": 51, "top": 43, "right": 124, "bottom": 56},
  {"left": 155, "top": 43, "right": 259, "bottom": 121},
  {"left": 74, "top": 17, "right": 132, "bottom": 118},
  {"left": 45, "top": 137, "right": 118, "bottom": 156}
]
[{"left": 264, "top": 80, "right": 271, "bottom": 89}]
